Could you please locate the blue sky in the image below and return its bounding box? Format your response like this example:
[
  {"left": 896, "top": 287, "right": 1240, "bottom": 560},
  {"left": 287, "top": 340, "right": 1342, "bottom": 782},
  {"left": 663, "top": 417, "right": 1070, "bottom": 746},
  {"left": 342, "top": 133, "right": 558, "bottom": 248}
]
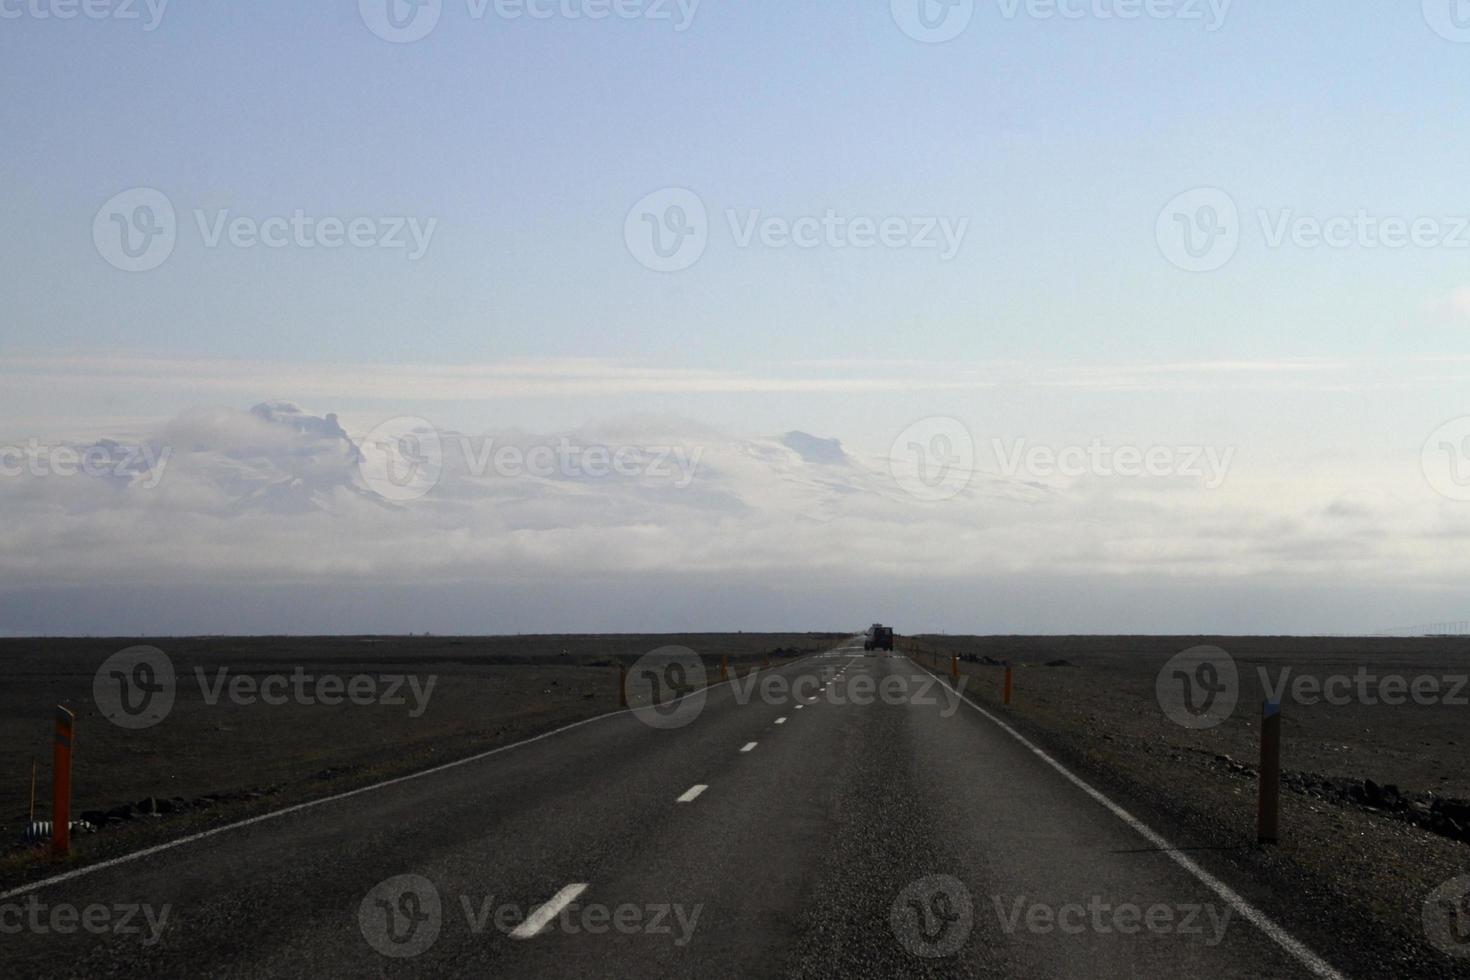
[
  {"left": 3, "top": 2, "right": 1470, "bottom": 632},
  {"left": 5, "top": 1, "right": 1470, "bottom": 370}
]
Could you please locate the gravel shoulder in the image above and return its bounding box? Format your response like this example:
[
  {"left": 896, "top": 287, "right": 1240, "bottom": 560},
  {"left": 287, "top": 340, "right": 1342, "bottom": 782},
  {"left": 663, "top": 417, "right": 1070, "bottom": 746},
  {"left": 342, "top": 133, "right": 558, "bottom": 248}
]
[
  {"left": 1, "top": 633, "right": 839, "bottom": 892},
  {"left": 901, "top": 634, "right": 1470, "bottom": 980}
]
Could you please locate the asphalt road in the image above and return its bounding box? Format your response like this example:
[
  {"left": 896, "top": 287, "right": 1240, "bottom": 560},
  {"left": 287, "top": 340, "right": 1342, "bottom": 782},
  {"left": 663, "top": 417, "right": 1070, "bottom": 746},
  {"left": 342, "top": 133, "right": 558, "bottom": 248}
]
[{"left": 1, "top": 637, "right": 1344, "bottom": 978}]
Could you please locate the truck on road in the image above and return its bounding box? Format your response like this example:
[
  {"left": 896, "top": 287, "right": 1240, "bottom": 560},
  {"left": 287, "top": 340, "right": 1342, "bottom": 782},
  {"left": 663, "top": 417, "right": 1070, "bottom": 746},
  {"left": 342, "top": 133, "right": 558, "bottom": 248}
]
[{"left": 864, "top": 624, "right": 894, "bottom": 652}]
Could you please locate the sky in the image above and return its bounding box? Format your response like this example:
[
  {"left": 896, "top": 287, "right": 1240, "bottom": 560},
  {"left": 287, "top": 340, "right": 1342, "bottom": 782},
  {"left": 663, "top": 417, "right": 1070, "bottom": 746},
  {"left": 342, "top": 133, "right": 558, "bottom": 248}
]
[{"left": 2, "top": 1, "right": 1470, "bottom": 634}]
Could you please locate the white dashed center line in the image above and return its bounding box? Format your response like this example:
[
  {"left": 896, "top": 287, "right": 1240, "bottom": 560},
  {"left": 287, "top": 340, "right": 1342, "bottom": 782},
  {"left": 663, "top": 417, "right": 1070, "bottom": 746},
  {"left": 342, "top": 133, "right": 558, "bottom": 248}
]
[
  {"left": 511, "top": 883, "right": 589, "bottom": 939},
  {"left": 775, "top": 717, "right": 787, "bottom": 724},
  {"left": 740, "top": 742, "right": 758, "bottom": 753},
  {"left": 676, "top": 784, "right": 708, "bottom": 803}
]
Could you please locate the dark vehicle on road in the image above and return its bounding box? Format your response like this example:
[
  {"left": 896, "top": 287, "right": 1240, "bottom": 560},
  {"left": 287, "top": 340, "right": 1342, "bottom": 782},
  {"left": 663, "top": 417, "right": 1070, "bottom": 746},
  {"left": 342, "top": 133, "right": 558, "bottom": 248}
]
[{"left": 864, "top": 624, "right": 894, "bottom": 651}]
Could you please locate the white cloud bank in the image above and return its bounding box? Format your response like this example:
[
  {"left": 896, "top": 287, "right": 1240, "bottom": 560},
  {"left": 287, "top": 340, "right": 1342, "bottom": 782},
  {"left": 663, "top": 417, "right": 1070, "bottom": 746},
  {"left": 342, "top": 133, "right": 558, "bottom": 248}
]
[{"left": 1, "top": 401, "right": 1467, "bottom": 635}]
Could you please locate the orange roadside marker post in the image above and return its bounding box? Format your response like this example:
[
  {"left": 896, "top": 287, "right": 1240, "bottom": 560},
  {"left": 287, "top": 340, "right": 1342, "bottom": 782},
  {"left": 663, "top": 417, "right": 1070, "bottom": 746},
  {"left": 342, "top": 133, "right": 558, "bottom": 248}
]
[
  {"left": 52, "top": 706, "right": 75, "bottom": 860},
  {"left": 1258, "top": 700, "right": 1282, "bottom": 844},
  {"left": 951, "top": 654, "right": 959, "bottom": 683},
  {"left": 1003, "top": 666, "right": 1013, "bottom": 706},
  {"left": 720, "top": 656, "right": 729, "bottom": 682}
]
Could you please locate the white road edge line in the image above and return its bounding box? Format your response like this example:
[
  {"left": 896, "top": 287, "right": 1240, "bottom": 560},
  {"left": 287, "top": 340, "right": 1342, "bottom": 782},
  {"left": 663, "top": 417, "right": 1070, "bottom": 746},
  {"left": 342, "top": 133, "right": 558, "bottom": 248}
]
[
  {"left": 676, "top": 784, "right": 708, "bottom": 803},
  {"left": 511, "top": 883, "right": 589, "bottom": 939},
  {"left": 740, "top": 742, "right": 758, "bottom": 752},
  {"left": 917, "top": 663, "right": 1348, "bottom": 980},
  {"left": 0, "top": 651, "right": 828, "bottom": 902}
]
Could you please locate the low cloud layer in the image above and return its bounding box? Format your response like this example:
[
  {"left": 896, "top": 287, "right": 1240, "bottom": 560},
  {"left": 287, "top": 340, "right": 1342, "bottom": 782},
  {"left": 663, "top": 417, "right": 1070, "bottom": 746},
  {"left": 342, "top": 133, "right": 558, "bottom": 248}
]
[{"left": 1, "top": 401, "right": 1466, "bottom": 635}]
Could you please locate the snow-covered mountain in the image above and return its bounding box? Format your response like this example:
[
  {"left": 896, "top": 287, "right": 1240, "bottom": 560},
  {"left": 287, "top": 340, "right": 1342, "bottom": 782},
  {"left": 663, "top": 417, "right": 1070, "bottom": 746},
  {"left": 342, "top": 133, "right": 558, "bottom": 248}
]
[
  {"left": 48, "top": 403, "right": 1041, "bottom": 521},
  {"left": 0, "top": 403, "right": 1061, "bottom": 581}
]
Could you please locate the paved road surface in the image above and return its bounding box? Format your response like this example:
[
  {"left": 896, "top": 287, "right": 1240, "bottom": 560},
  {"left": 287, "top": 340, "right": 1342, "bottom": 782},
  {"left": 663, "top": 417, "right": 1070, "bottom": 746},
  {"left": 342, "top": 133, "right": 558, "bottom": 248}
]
[{"left": 2, "top": 637, "right": 1342, "bottom": 978}]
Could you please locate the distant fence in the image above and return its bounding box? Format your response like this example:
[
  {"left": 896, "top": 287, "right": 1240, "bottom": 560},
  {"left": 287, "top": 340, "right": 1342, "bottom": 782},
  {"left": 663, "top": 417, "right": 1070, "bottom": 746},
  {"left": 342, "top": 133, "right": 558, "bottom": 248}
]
[{"left": 1370, "top": 622, "right": 1470, "bottom": 637}]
